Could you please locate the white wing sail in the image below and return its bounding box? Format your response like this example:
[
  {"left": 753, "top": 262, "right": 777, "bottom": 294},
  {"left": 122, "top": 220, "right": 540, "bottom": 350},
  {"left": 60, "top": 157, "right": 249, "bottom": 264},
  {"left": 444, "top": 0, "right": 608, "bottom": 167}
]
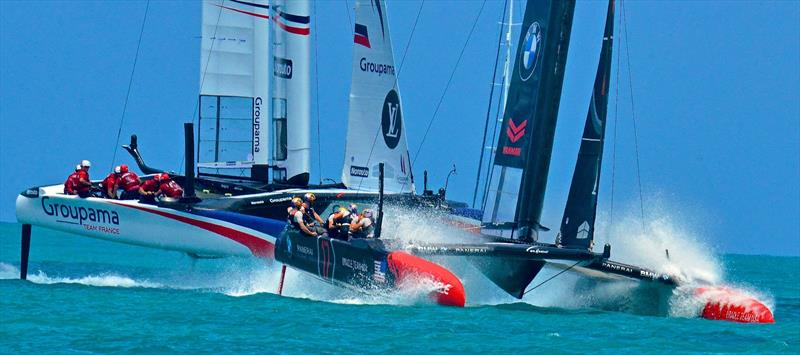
[
  {"left": 342, "top": 0, "right": 414, "bottom": 193},
  {"left": 271, "top": 0, "right": 311, "bottom": 185},
  {"left": 199, "top": 0, "right": 269, "bottom": 177}
]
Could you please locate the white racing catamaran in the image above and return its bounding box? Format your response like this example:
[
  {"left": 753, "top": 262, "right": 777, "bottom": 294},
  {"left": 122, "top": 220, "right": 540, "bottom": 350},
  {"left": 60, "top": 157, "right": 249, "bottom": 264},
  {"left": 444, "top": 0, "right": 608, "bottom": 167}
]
[{"left": 15, "top": 0, "right": 774, "bottom": 323}]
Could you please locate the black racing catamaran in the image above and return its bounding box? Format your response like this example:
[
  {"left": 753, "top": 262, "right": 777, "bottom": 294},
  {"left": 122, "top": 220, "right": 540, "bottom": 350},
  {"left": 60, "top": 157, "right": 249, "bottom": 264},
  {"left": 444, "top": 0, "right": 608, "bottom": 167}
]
[{"left": 15, "top": 0, "right": 774, "bottom": 323}]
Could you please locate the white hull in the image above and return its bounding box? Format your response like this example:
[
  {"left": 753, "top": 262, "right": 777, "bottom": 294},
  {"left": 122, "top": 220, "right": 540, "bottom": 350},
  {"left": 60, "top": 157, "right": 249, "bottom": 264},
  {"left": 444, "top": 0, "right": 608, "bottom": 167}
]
[{"left": 16, "top": 185, "right": 277, "bottom": 258}]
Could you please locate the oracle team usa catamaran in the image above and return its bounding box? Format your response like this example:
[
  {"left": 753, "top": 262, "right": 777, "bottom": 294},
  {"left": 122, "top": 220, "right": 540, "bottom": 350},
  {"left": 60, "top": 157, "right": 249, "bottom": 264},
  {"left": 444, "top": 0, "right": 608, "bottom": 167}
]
[{"left": 15, "top": 0, "right": 774, "bottom": 323}]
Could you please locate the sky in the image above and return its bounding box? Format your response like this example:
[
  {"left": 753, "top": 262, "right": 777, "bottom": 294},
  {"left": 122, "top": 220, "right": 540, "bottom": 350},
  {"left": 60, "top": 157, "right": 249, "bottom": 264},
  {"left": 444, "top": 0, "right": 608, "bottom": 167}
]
[{"left": 1, "top": 0, "right": 798, "bottom": 256}]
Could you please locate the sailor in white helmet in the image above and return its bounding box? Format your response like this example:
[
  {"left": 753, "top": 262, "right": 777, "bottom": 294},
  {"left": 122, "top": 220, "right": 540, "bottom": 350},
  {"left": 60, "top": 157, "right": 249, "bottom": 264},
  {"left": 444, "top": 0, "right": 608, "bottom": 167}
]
[{"left": 74, "top": 160, "right": 93, "bottom": 198}]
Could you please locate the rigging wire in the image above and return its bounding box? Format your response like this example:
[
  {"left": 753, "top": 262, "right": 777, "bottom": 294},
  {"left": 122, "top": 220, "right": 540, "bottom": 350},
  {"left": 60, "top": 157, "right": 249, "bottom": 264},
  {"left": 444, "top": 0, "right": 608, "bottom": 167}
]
[
  {"left": 343, "top": 0, "right": 353, "bottom": 31},
  {"left": 111, "top": 0, "right": 151, "bottom": 168},
  {"left": 396, "top": 0, "right": 425, "bottom": 77},
  {"left": 408, "top": 0, "right": 488, "bottom": 170},
  {"left": 313, "top": 0, "right": 322, "bottom": 183},
  {"left": 608, "top": 0, "right": 623, "bottom": 245},
  {"left": 522, "top": 260, "right": 582, "bottom": 296},
  {"left": 621, "top": 1, "right": 647, "bottom": 233},
  {"left": 471, "top": 0, "right": 509, "bottom": 208},
  {"left": 179, "top": 0, "right": 226, "bottom": 174}
]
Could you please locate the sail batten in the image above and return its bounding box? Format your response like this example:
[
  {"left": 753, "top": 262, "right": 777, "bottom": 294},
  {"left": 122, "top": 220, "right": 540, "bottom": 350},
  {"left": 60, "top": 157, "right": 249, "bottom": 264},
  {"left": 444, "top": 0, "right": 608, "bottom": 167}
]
[{"left": 558, "top": 0, "right": 615, "bottom": 250}]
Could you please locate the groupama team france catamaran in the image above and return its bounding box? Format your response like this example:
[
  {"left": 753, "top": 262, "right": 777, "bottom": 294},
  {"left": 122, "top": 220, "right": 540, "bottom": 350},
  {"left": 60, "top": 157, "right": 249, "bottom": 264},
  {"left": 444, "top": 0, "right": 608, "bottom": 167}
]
[{"left": 14, "top": 0, "right": 774, "bottom": 323}]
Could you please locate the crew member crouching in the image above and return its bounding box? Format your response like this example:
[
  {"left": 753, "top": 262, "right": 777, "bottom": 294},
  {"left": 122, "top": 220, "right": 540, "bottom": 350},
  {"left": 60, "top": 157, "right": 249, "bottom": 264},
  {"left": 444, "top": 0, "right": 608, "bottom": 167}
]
[
  {"left": 158, "top": 173, "right": 183, "bottom": 198},
  {"left": 349, "top": 209, "right": 375, "bottom": 239},
  {"left": 74, "top": 160, "right": 93, "bottom": 198},
  {"left": 116, "top": 165, "right": 141, "bottom": 200},
  {"left": 288, "top": 197, "right": 320, "bottom": 237},
  {"left": 100, "top": 166, "right": 122, "bottom": 199},
  {"left": 138, "top": 174, "right": 162, "bottom": 204},
  {"left": 64, "top": 165, "right": 82, "bottom": 195}
]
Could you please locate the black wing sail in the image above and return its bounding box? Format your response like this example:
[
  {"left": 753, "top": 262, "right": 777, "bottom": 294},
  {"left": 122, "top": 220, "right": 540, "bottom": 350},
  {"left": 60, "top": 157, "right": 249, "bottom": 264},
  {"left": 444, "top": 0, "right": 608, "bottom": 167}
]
[
  {"left": 558, "top": 0, "right": 615, "bottom": 250},
  {"left": 483, "top": 0, "right": 576, "bottom": 242}
]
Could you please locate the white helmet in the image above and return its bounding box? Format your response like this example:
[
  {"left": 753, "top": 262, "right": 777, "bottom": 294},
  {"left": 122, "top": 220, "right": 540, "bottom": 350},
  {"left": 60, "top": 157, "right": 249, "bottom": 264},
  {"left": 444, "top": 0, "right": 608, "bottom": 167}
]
[
  {"left": 75, "top": 164, "right": 82, "bottom": 171},
  {"left": 114, "top": 166, "right": 121, "bottom": 174},
  {"left": 80, "top": 160, "right": 91, "bottom": 168}
]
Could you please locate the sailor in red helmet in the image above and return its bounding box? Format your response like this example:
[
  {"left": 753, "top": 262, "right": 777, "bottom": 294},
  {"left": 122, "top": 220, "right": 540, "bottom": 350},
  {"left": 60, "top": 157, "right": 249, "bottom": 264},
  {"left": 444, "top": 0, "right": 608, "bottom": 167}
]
[
  {"left": 157, "top": 173, "right": 184, "bottom": 198},
  {"left": 100, "top": 166, "right": 122, "bottom": 199},
  {"left": 138, "top": 174, "right": 162, "bottom": 204},
  {"left": 115, "top": 164, "right": 141, "bottom": 200},
  {"left": 63, "top": 164, "right": 82, "bottom": 195},
  {"left": 74, "top": 160, "right": 93, "bottom": 198}
]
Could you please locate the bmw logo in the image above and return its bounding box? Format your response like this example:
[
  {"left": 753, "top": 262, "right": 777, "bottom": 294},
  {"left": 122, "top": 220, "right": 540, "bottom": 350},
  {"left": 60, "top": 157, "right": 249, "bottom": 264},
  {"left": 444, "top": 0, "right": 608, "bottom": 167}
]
[{"left": 519, "top": 22, "right": 542, "bottom": 81}]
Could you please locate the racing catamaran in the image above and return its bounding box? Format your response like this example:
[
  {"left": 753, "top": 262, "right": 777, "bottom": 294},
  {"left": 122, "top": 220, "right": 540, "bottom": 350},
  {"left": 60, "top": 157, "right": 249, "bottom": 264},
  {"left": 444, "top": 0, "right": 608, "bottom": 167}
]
[{"left": 15, "top": 0, "right": 774, "bottom": 323}]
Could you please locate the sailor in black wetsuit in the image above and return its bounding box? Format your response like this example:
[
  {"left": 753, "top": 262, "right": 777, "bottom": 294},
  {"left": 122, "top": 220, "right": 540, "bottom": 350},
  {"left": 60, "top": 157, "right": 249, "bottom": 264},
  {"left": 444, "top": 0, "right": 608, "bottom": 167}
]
[
  {"left": 288, "top": 197, "right": 319, "bottom": 237},
  {"left": 302, "top": 193, "right": 326, "bottom": 236},
  {"left": 326, "top": 205, "right": 353, "bottom": 240},
  {"left": 349, "top": 209, "right": 375, "bottom": 239}
]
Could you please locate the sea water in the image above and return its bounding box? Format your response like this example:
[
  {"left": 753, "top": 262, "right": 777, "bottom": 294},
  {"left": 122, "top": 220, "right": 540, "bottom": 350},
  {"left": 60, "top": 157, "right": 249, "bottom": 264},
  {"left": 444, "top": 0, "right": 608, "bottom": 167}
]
[{"left": 1, "top": 222, "right": 797, "bottom": 353}]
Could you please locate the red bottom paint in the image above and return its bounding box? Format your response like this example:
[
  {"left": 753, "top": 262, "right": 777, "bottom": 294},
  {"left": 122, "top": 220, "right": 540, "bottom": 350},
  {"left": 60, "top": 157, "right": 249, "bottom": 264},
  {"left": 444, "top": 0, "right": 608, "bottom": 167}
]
[
  {"left": 696, "top": 286, "right": 774, "bottom": 323},
  {"left": 387, "top": 251, "right": 466, "bottom": 307}
]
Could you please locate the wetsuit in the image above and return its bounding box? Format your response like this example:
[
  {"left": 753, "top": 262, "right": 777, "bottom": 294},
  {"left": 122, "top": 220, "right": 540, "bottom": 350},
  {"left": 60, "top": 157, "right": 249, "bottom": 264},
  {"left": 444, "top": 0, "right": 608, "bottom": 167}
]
[
  {"left": 327, "top": 212, "right": 352, "bottom": 240},
  {"left": 349, "top": 216, "right": 374, "bottom": 239},
  {"left": 117, "top": 172, "right": 141, "bottom": 200}
]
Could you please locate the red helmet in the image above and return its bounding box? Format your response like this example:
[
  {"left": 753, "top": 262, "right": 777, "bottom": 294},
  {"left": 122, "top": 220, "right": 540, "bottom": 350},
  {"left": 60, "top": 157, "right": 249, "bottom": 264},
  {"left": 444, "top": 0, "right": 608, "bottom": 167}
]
[
  {"left": 120, "top": 164, "right": 129, "bottom": 173},
  {"left": 160, "top": 173, "right": 170, "bottom": 181}
]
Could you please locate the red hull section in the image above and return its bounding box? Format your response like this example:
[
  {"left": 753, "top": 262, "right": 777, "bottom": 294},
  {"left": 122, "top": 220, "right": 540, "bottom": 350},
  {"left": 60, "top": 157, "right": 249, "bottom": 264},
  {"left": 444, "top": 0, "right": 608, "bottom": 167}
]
[
  {"left": 696, "top": 286, "right": 775, "bottom": 324},
  {"left": 387, "top": 251, "right": 466, "bottom": 307}
]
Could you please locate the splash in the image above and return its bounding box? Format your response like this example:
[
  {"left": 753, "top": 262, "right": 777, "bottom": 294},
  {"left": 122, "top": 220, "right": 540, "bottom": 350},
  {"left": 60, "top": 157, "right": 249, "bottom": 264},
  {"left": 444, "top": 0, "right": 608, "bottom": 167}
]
[{"left": 0, "top": 262, "right": 162, "bottom": 288}]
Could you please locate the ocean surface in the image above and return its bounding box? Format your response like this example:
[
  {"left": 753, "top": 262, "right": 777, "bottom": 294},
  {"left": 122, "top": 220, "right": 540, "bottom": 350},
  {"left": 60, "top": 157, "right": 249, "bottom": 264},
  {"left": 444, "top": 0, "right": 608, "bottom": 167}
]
[{"left": 1, "top": 222, "right": 797, "bottom": 353}]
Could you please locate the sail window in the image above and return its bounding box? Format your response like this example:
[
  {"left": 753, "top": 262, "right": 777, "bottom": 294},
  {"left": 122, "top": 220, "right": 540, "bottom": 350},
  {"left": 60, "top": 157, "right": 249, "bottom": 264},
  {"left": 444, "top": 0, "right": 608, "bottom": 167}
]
[
  {"left": 198, "top": 95, "right": 254, "bottom": 175},
  {"left": 272, "top": 98, "right": 287, "bottom": 162}
]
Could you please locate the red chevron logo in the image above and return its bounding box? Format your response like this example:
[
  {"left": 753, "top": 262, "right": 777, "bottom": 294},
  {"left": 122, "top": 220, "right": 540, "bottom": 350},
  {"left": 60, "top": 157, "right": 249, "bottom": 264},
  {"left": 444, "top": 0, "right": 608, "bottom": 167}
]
[{"left": 506, "top": 118, "right": 527, "bottom": 143}]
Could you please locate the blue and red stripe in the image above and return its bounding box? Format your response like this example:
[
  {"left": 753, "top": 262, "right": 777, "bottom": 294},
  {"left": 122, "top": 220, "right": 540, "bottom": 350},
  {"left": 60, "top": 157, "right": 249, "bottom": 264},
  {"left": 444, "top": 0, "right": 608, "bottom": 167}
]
[
  {"left": 273, "top": 8, "right": 310, "bottom": 36},
  {"left": 354, "top": 23, "right": 371, "bottom": 48}
]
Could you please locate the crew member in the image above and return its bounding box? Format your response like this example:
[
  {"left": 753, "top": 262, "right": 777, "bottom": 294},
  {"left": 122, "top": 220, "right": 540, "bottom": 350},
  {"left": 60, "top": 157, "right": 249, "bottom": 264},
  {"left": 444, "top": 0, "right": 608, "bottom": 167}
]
[
  {"left": 326, "top": 206, "right": 353, "bottom": 240},
  {"left": 63, "top": 165, "right": 82, "bottom": 195},
  {"left": 158, "top": 173, "right": 184, "bottom": 198},
  {"left": 74, "top": 160, "right": 93, "bottom": 198},
  {"left": 100, "top": 166, "right": 121, "bottom": 199},
  {"left": 288, "top": 197, "right": 319, "bottom": 237},
  {"left": 349, "top": 209, "right": 375, "bottom": 239},
  {"left": 116, "top": 165, "right": 141, "bottom": 200},
  {"left": 302, "top": 192, "right": 325, "bottom": 225},
  {"left": 138, "top": 174, "right": 162, "bottom": 203}
]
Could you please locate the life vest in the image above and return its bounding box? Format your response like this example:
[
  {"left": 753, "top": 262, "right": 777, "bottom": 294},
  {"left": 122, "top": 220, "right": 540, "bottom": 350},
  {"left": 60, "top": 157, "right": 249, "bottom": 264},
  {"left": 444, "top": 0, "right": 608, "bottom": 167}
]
[
  {"left": 118, "top": 172, "right": 140, "bottom": 192},
  {"left": 64, "top": 172, "right": 80, "bottom": 194},
  {"left": 159, "top": 180, "right": 183, "bottom": 198},
  {"left": 75, "top": 170, "right": 91, "bottom": 193},
  {"left": 287, "top": 207, "right": 303, "bottom": 230},
  {"left": 140, "top": 179, "right": 159, "bottom": 193},
  {"left": 350, "top": 216, "right": 374, "bottom": 239}
]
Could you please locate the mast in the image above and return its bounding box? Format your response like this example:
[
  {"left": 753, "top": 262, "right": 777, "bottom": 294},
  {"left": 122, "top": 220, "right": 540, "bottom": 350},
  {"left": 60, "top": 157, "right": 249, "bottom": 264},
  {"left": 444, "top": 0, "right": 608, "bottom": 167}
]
[
  {"left": 558, "top": 0, "right": 615, "bottom": 250},
  {"left": 271, "top": 0, "right": 311, "bottom": 186},
  {"left": 482, "top": 0, "right": 576, "bottom": 242}
]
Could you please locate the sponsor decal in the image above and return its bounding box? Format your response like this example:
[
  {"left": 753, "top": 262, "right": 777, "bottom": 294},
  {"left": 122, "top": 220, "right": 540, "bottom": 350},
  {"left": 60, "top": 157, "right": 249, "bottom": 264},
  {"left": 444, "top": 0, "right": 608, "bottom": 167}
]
[
  {"left": 274, "top": 57, "right": 293, "bottom": 79},
  {"left": 525, "top": 246, "right": 549, "bottom": 254},
  {"left": 249, "top": 200, "right": 265, "bottom": 205},
  {"left": 268, "top": 196, "right": 292, "bottom": 203},
  {"left": 506, "top": 118, "right": 526, "bottom": 143},
  {"left": 216, "top": 0, "right": 269, "bottom": 21},
  {"left": 502, "top": 118, "right": 526, "bottom": 157},
  {"left": 253, "top": 97, "right": 262, "bottom": 153},
  {"left": 342, "top": 257, "right": 368, "bottom": 273},
  {"left": 350, "top": 165, "right": 369, "bottom": 178},
  {"left": 576, "top": 221, "right": 591, "bottom": 239},
  {"left": 354, "top": 23, "right": 371, "bottom": 48},
  {"left": 359, "top": 57, "right": 395, "bottom": 77},
  {"left": 373, "top": 259, "right": 387, "bottom": 283},
  {"left": 602, "top": 262, "right": 633, "bottom": 274},
  {"left": 640, "top": 270, "right": 657, "bottom": 279},
  {"left": 519, "top": 22, "right": 542, "bottom": 81},
  {"left": 297, "top": 245, "right": 314, "bottom": 256},
  {"left": 381, "top": 89, "right": 402, "bottom": 149},
  {"left": 41, "top": 196, "right": 119, "bottom": 235}
]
